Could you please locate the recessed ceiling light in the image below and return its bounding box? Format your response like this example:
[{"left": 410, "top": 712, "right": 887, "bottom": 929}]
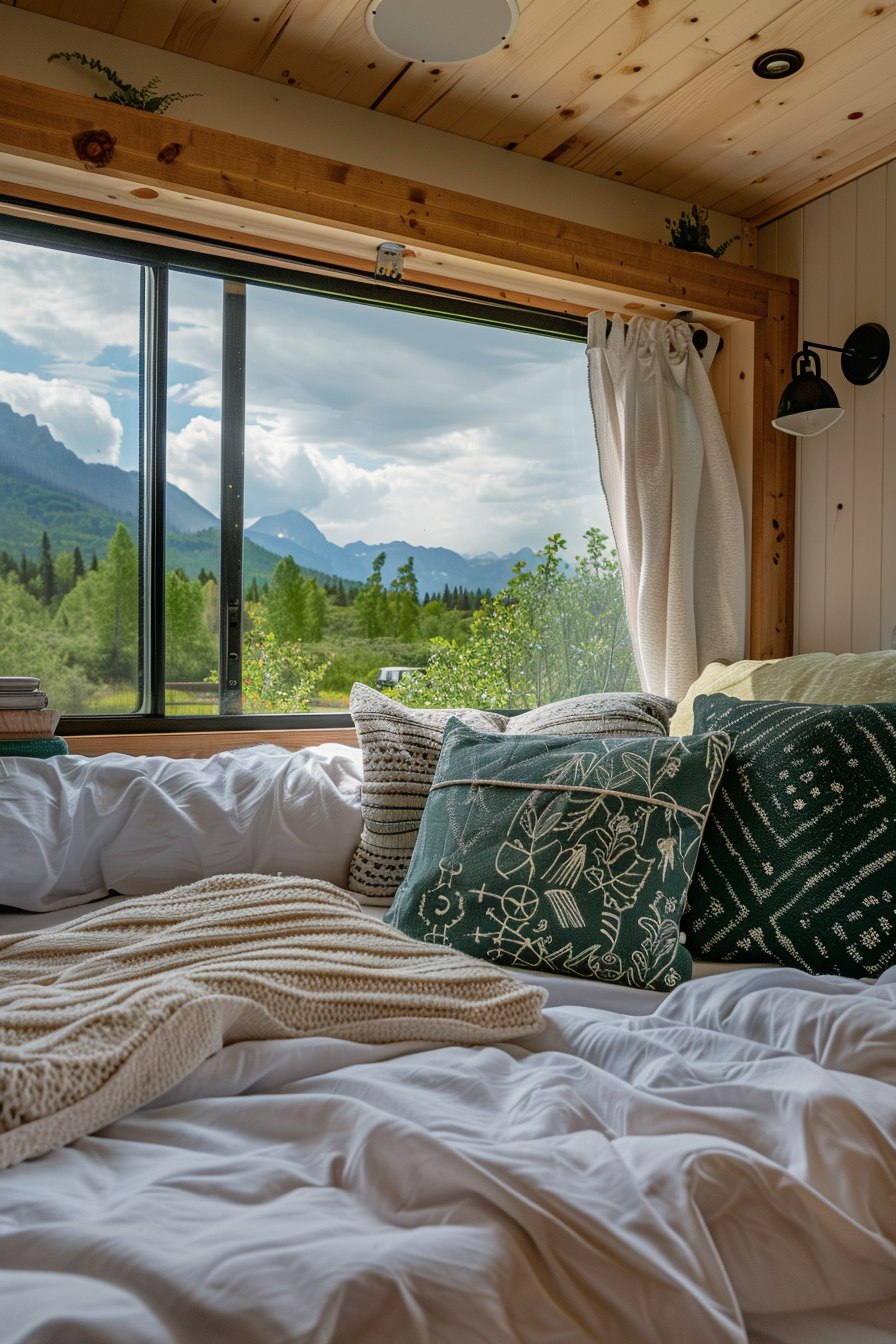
[
  {"left": 752, "top": 48, "right": 804, "bottom": 79},
  {"left": 366, "top": 0, "right": 519, "bottom": 64}
]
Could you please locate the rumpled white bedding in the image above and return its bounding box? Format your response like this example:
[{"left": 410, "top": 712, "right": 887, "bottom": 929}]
[
  {"left": 0, "top": 744, "right": 364, "bottom": 911},
  {"left": 2, "top": 965, "right": 895, "bottom": 1343}
]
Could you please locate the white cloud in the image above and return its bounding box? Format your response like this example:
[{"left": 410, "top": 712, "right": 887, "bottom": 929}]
[
  {"left": 0, "top": 371, "right": 123, "bottom": 464},
  {"left": 306, "top": 425, "right": 612, "bottom": 556},
  {"left": 166, "top": 416, "right": 221, "bottom": 515},
  {"left": 167, "top": 415, "right": 330, "bottom": 520},
  {"left": 0, "top": 241, "right": 139, "bottom": 362}
]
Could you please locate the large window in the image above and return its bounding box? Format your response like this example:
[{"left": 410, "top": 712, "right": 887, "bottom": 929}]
[{"left": 0, "top": 212, "right": 635, "bottom": 730}]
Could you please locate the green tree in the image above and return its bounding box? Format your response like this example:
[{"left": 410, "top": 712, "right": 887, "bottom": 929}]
[
  {"left": 264, "top": 555, "right": 326, "bottom": 643},
  {"left": 73, "top": 547, "right": 86, "bottom": 582},
  {"left": 56, "top": 523, "right": 139, "bottom": 684},
  {"left": 353, "top": 551, "right": 391, "bottom": 638},
  {"left": 390, "top": 556, "right": 420, "bottom": 639},
  {"left": 396, "top": 530, "right": 637, "bottom": 710},
  {"left": 0, "top": 571, "right": 94, "bottom": 712},
  {"left": 53, "top": 551, "right": 76, "bottom": 599},
  {"left": 39, "top": 531, "right": 54, "bottom": 605},
  {"left": 241, "top": 604, "right": 330, "bottom": 712},
  {"left": 166, "top": 569, "right": 217, "bottom": 680}
]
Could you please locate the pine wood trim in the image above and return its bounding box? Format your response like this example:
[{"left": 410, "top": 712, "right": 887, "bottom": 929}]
[
  {"left": 0, "top": 178, "right": 600, "bottom": 319},
  {"left": 0, "top": 75, "right": 789, "bottom": 317},
  {"left": 0, "top": 74, "right": 800, "bottom": 662},
  {"left": 751, "top": 290, "right": 798, "bottom": 659},
  {"left": 63, "top": 728, "right": 359, "bottom": 758}
]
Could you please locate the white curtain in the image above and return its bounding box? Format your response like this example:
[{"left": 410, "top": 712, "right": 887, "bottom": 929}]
[{"left": 587, "top": 311, "right": 745, "bottom": 703}]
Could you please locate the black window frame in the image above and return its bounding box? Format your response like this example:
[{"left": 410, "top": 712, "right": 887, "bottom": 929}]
[{"left": 0, "top": 199, "right": 588, "bottom": 735}]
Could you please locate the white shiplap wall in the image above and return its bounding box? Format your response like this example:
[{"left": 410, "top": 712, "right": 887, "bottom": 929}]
[{"left": 760, "top": 166, "right": 896, "bottom": 655}]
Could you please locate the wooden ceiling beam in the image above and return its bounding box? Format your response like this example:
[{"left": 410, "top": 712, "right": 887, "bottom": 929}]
[{"left": 0, "top": 75, "right": 782, "bottom": 314}]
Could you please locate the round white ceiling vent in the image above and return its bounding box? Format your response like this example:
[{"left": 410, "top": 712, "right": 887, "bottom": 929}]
[{"left": 366, "top": 0, "right": 519, "bottom": 64}]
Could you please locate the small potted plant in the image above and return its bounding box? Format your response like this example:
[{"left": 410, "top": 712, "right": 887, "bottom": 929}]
[
  {"left": 663, "top": 204, "right": 739, "bottom": 258},
  {"left": 48, "top": 52, "right": 199, "bottom": 114}
]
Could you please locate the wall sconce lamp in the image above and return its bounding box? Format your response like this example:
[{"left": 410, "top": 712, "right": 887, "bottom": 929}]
[{"left": 773, "top": 323, "right": 890, "bottom": 437}]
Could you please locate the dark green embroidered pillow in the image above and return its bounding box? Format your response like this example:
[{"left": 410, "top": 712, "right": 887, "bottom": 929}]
[
  {"left": 683, "top": 695, "right": 896, "bottom": 977},
  {"left": 385, "top": 720, "right": 731, "bottom": 991}
]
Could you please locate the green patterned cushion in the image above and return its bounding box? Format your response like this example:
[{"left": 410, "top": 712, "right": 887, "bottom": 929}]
[
  {"left": 0, "top": 737, "right": 69, "bottom": 758},
  {"left": 683, "top": 696, "right": 896, "bottom": 976},
  {"left": 348, "top": 683, "right": 676, "bottom": 905},
  {"left": 385, "top": 720, "right": 731, "bottom": 991}
]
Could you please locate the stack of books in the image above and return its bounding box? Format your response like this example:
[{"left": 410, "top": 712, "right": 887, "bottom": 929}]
[{"left": 0, "top": 677, "right": 61, "bottom": 741}]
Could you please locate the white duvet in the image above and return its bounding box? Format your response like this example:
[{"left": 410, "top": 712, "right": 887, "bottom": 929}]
[
  {"left": 2, "top": 965, "right": 895, "bottom": 1343},
  {"left": 0, "top": 745, "right": 364, "bottom": 911}
]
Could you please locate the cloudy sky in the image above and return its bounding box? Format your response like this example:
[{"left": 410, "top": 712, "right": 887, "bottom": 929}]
[{"left": 0, "top": 237, "right": 611, "bottom": 558}]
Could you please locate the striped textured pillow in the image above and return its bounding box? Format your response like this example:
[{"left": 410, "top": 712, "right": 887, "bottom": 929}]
[{"left": 347, "top": 683, "right": 676, "bottom": 904}]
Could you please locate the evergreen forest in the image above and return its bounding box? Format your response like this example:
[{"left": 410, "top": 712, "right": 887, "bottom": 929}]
[{"left": 0, "top": 525, "right": 637, "bottom": 715}]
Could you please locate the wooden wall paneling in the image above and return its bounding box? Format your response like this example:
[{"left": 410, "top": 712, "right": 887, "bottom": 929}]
[
  {"left": 851, "top": 167, "right": 887, "bottom": 652},
  {"left": 775, "top": 209, "right": 803, "bottom": 282},
  {"left": 758, "top": 220, "right": 778, "bottom": 277},
  {"left": 797, "top": 195, "right": 829, "bottom": 653},
  {"left": 459, "top": 0, "right": 718, "bottom": 160},
  {"left": 750, "top": 134, "right": 896, "bottom": 229},
  {"left": 626, "top": 1, "right": 896, "bottom": 205},
  {"left": 773, "top": 208, "right": 803, "bottom": 643},
  {"left": 162, "top": 0, "right": 230, "bottom": 60},
  {"left": 57, "top": 0, "right": 125, "bottom": 27},
  {"left": 5, "top": 0, "right": 62, "bottom": 16},
  {"left": 882, "top": 161, "right": 896, "bottom": 652},
  {"left": 63, "top": 728, "right": 359, "bottom": 758},
  {"left": 514, "top": 0, "right": 775, "bottom": 169},
  {"left": 751, "top": 287, "right": 797, "bottom": 659},
  {"left": 112, "top": 0, "right": 187, "bottom": 48},
  {"left": 288, "top": 4, "right": 407, "bottom": 105},
  {"left": 198, "top": 0, "right": 303, "bottom": 73},
  {"left": 823, "top": 181, "right": 857, "bottom": 654},
  {"left": 574, "top": 0, "right": 851, "bottom": 186},
  {"left": 251, "top": 0, "right": 373, "bottom": 87},
  {"left": 709, "top": 76, "right": 896, "bottom": 218},
  {"left": 415, "top": 0, "right": 649, "bottom": 139}
]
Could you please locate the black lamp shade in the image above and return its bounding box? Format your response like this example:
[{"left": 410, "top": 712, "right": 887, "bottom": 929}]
[{"left": 772, "top": 349, "right": 844, "bottom": 437}]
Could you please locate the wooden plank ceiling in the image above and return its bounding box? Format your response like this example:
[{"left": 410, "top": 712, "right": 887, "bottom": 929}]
[{"left": 7, "top": 0, "right": 896, "bottom": 224}]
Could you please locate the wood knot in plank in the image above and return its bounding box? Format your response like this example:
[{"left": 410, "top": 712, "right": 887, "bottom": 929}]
[
  {"left": 157, "top": 142, "right": 183, "bottom": 165},
  {"left": 72, "top": 129, "right": 116, "bottom": 168}
]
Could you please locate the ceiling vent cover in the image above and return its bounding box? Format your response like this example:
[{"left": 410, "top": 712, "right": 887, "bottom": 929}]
[{"left": 366, "top": 0, "right": 519, "bottom": 64}]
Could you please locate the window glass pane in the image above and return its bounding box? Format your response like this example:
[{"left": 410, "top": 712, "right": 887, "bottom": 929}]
[
  {"left": 164, "top": 270, "right": 222, "bottom": 715},
  {"left": 193, "top": 285, "right": 634, "bottom": 713},
  {"left": 0, "top": 238, "right": 143, "bottom": 715}
]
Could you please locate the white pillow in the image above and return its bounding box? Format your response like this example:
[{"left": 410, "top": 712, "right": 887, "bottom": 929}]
[{"left": 0, "top": 743, "right": 363, "bottom": 913}]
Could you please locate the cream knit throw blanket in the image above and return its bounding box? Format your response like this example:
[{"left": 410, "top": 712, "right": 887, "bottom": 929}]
[{"left": 0, "top": 875, "right": 546, "bottom": 1170}]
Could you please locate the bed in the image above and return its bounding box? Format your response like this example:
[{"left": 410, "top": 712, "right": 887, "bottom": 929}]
[{"left": 1, "top": 655, "right": 895, "bottom": 1344}]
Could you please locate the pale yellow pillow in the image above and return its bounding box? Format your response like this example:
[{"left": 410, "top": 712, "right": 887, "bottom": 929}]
[{"left": 670, "top": 650, "right": 896, "bottom": 735}]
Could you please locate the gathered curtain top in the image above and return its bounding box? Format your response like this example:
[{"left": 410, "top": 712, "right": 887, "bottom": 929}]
[{"left": 587, "top": 311, "right": 721, "bottom": 383}]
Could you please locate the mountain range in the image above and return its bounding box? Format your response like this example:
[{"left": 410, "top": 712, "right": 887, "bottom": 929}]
[
  {"left": 246, "top": 510, "right": 536, "bottom": 594},
  {"left": 0, "top": 402, "right": 535, "bottom": 593}
]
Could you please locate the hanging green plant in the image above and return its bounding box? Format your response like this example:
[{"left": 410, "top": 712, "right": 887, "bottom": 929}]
[
  {"left": 662, "top": 204, "right": 739, "bottom": 259},
  {"left": 48, "top": 52, "right": 200, "bottom": 115}
]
